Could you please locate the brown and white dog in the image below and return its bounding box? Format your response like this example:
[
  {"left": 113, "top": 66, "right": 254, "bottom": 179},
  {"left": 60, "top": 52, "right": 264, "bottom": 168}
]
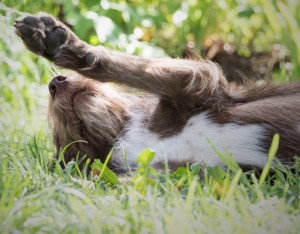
[{"left": 14, "top": 13, "right": 300, "bottom": 173}]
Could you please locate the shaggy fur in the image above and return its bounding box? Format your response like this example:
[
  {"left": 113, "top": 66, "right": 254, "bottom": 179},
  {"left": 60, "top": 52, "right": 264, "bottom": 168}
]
[{"left": 15, "top": 13, "right": 300, "bottom": 173}]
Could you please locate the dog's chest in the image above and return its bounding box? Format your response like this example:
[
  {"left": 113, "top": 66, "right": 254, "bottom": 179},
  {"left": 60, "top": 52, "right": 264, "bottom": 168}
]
[{"left": 111, "top": 111, "right": 267, "bottom": 171}]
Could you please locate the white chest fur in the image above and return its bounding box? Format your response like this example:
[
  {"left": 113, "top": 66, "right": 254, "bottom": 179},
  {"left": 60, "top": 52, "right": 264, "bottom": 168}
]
[{"left": 111, "top": 111, "right": 267, "bottom": 171}]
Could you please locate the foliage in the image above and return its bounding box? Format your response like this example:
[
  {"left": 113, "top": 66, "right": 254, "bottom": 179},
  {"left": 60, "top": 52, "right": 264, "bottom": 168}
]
[
  {"left": 0, "top": 4, "right": 53, "bottom": 141},
  {"left": 2, "top": 0, "right": 300, "bottom": 77},
  {"left": 259, "top": 0, "right": 300, "bottom": 78},
  {"left": 0, "top": 1, "right": 300, "bottom": 233}
]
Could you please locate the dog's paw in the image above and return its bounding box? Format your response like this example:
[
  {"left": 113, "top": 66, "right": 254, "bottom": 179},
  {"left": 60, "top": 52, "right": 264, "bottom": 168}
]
[{"left": 14, "top": 14, "right": 68, "bottom": 57}]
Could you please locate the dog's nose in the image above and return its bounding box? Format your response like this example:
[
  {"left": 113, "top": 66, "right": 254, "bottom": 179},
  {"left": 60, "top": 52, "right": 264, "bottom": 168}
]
[{"left": 48, "top": 75, "right": 67, "bottom": 97}]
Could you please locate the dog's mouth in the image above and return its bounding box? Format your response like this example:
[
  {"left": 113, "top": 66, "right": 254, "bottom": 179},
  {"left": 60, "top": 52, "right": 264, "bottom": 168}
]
[
  {"left": 48, "top": 74, "right": 101, "bottom": 101},
  {"left": 47, "top": 74, "right": 108, "bottom": 145},
  {"left": 48, "top": 87, "right": 101, "bottom": 165},
  {"left": 48, "top": 75, "right": 89, "bottom": 138},
  {"left": 48, "top": 76, "right": 103, "bottom": 141},
  {"left": 48, "top": 76, "right": 94, "bottom": 120}
]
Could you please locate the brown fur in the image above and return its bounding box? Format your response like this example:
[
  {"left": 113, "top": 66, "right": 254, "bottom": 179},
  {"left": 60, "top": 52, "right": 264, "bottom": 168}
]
[
  {"left": 48, "top": 75, "right": 130, "bottom": 165},
  {"left": 211, "top": 83, "right": 300, "bottom": 161},
  {"left": 15, "top": 13, "right": 300, "bottom": 170}
]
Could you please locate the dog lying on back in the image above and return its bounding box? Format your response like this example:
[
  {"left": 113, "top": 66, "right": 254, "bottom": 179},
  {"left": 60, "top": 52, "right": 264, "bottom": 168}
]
[{"left": 15, "top": 13, "right": 300, "bottom": 173}]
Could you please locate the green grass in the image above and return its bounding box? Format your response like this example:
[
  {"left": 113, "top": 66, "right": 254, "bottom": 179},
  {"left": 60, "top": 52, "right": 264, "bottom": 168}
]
[
  {"left": 0, "top": 4, "right": 300, "bottom": 234},
  {"left": 1, "top": 131, "right": 300, "bottom": 233}
]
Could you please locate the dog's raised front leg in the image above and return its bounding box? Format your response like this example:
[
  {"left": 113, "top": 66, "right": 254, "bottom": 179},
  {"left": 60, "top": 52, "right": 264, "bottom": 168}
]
[{"left": 15, "top": 13, "right": 230, "bottom": 108}]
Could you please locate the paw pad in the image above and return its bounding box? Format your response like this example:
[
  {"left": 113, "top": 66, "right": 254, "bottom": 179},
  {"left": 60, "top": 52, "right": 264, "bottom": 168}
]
[
  {"left": 86, "top": 53, "right": 97, "bottom": 66},
  {"left": 14, "top": 14, "right": 68, "bottom": 57},
  {"left": 45, "top": 28, "right": 67, "bottom": 56}
]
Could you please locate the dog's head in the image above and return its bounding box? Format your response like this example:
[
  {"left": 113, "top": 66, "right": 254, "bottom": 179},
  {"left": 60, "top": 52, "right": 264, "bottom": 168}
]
[{"left": 48, "top": 73, "right": 128, "bottom": 167}]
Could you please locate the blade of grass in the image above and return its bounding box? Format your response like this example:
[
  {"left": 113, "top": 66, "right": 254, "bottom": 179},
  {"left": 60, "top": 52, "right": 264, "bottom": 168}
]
[
  {"left": 259, "top": 134, "right": 279, "bottom": 187},
  {"left": 94, "top": 147, "right": 116, "bottom": 184},
  {"left": 223, "top": 169, "right": 242, "bottom": 203}
]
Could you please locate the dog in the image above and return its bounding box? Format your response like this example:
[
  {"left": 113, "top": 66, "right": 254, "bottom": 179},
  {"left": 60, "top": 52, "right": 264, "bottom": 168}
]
[{"left": 14, "top": 13, "right": 300, "bottom": 173}]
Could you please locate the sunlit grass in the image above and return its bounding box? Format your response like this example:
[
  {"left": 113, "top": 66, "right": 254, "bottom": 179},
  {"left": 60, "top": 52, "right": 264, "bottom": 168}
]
[
  {"left": 0, "top": 4, "right": 300, "bottom": 234},
  {"left": 1, "top": 131, "right": 300, "bottom": 233}
]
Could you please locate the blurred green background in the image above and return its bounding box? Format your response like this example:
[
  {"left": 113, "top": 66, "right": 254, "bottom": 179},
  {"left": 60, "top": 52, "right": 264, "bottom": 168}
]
[
  {"left": 1, "top": 2, "right": 300, "bottom": 232},
  {"left": 0, "top": 0, "right": 299, "bottom": 140}
]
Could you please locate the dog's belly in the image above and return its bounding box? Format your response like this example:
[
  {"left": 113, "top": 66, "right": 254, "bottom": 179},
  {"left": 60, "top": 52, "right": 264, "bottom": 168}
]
[{"left": 111, "top": 111, "right": 267, "bottom": 171}]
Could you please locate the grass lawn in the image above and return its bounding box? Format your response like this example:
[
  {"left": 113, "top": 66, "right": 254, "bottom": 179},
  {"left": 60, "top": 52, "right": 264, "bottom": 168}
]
[{"left": 0, "top": 5, "right": 299, "bottom": 234}]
